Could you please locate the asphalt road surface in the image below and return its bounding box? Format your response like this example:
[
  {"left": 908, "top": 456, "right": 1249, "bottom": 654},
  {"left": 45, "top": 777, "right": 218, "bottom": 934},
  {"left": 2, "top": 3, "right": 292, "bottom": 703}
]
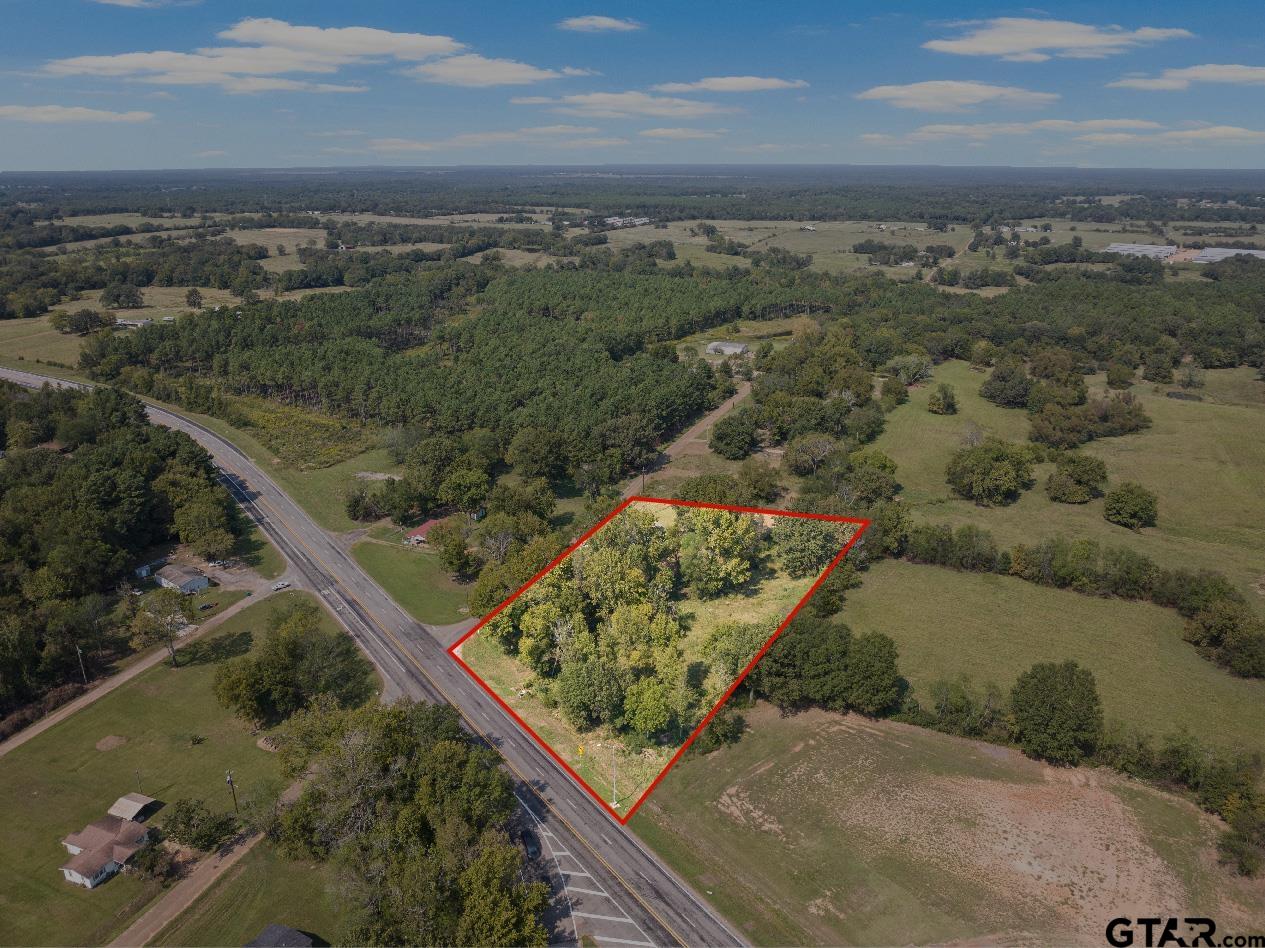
[{"left": 0, "top": 367, "right": 745, "bottom": 948}]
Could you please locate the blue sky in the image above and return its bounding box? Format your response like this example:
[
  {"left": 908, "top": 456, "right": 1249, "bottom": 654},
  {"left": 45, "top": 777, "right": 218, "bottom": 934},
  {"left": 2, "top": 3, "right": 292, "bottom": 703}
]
[{"left": 1, "top": 1, "right": 1263, "bottom": 170}]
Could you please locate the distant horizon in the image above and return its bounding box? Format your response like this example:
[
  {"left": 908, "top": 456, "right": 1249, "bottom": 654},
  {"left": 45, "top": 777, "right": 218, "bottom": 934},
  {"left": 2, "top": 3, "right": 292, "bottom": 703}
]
[{"left": 2, "top": 2, "right": 1263, "bottom": 171}]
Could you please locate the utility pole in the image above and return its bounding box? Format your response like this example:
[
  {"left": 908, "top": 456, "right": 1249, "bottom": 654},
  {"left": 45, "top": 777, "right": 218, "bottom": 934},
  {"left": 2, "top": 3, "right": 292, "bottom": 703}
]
[
  {"left": 225, "top": 771, "right": 239, "bottom": 813},
  {"left": 611, "top": 752, "right": 618, "bottom": 809},
  {"left": 75, "top": 645, "right": 88, "bottom": 685}
]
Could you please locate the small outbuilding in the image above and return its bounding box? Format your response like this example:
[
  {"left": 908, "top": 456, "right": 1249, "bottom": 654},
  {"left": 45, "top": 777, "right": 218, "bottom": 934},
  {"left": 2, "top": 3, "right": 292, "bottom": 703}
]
[
  {"left": 247, "top": 924, "right": 316, "bottom": 947},
  {"left": 155, "top": 564, "right": 209, "bottom": 595},
  {"left": 107, "top": 792, "right": 158, "bottom": 822},
  {"left": 705, "top": 341, "right": 750, "bottom": 357}
]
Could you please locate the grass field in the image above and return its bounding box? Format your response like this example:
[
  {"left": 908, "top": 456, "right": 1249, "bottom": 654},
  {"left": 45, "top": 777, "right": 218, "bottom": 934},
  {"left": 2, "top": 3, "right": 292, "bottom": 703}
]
[
  {"left": 844, "top": 559, "right": 1265, "bottom": 756},
  {"left": 0, "top": 315, "right": 91, "bottom": 367},
  {"left": 235, "top": 522, "right": 285, "bottom": 580},
  {"left": 350, "top": 538, "right": 470, "bottom": 624},
  {"left": 153, "top": 842, "right": 341, "bottom": 947},
  {"left": 0, "top": 591, "right": 331, "bottom": 947},
  {"left": 458, "top": 501, "right": 826, "bottom": 809},
  {"left": 633, "top": 704, "right": 1265, "bottom": 946},
  {"left": 870, "top": 360, "right": 1265, "bottom": 608}
]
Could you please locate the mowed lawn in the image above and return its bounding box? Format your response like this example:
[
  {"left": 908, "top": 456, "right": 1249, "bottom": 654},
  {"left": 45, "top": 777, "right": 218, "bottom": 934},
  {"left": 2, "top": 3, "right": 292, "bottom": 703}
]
[
  {"left": 844, "top": 560, "right": 1265, "bottom": 756},
  {"left": 153, "top": 842, "right": 341, "bottom": 947},
  {"left": 0, "top": 592, "right": 327, "bottom": 947},
  {"left": 350, "top": 538, "right": 470, "bottom": 624},
  {"left": 0, "top": 315, "right": 91, "bottom": 368},
  {"left": 872, "top": 361, "right": 1265, "bottom": 608},
  {"left": 632, "top": 704, "right": 1265, "bottom": 946}
]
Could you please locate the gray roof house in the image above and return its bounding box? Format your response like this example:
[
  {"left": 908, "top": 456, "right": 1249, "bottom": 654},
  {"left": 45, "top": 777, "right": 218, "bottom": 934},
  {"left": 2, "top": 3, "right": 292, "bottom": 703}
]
[{"left": 155, "top": 564, "right": 209, "bottom": 595}]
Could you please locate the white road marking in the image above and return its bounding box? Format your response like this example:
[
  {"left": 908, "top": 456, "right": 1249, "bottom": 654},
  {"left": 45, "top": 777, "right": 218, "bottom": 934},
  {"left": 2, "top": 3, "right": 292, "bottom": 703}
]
[
  {"left": 591, "top": 937, "right": 655, "bottom": 947},
  {"left": 564, "top": 869, "right": 594, "bottom": 879},
  {"left": 565, "top": 886, "right": 609, "bottom": 897},
  {"left": 574, "top": 912, "right": 638, "bottom": 924}
]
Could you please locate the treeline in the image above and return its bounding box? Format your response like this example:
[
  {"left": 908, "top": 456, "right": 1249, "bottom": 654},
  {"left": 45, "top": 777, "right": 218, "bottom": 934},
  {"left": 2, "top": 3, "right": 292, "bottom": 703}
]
[
  {"left": 1, "top": 236, "right": 269, "bottom": 317},
  {"left": 0, "top": 383, "right": 239, "bottom": 720}
]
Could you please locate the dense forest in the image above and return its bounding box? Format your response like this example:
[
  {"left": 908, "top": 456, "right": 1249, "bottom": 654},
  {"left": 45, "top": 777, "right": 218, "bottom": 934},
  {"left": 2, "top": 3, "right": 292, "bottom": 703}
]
[{"left": 0, "top": 383, "right": 238, "bottom": 721}]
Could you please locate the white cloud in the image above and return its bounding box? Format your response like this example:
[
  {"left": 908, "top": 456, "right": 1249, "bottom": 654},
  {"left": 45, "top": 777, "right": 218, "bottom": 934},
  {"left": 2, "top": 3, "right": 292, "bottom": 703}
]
[
  {"left": 1108, "top": 64, "right": 1265, "bottom": 91},
  {"left": 0, "top": 104, "right": 155, "bottom": 123},
  {"left": 512, "top": 91, "right": 733, "bottom": 118},
  {"left": 370, "top": 125, "right": 602, "bottom": 151},
  {"left": 862, "top": 118, "right": 1163, "bottom": 144},
  {"left": 652, "top": 76, "right": 807, "bottom": 93},
  {"left": 856, "top": 80, "right": 1057, "bottom": 111},
  {"left": 44, "top": 18, "right": 462, "bottom": 93},
  {"left": 406, "top": 54, "right": 563, "bottom": 87},
  {"left": 217, "top": 18, "right": 461, "bottom": 60},
  {"left": 1077, "top": 125, "right": 1265, "bottom": 146},
  {"left": 639, "top": 127, "right": 724, "bottom": 139},
  {"left": 557, "top": 16, "right": 642, "bottom": 33},
  {"left": 924, "top": 17, "right": 1193, "bottom": 62}
]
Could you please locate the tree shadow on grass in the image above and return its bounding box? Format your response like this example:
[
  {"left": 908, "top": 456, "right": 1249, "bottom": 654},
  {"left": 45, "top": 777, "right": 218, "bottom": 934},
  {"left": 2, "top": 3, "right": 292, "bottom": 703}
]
[{"left": 180, "top": 629, "right": 253, "bottom": 666}]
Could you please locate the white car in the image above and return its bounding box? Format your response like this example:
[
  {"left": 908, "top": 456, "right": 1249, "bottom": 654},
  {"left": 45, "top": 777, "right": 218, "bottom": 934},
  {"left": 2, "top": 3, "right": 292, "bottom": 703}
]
[{"left": 272, "top": 581, "right": 291, "bottom": 591}]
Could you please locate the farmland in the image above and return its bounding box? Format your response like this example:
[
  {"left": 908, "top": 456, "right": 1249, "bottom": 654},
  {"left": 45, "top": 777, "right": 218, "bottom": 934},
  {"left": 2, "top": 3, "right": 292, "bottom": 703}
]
[
  {"left": 633, "top": 704, "right": 1265, "bottom": 946},
  {"left": 843, "top": 560, "right": 1265, "bottom": 756},
  {"left": 869, "top": 361, "right": 1265, "bottom": 607}
]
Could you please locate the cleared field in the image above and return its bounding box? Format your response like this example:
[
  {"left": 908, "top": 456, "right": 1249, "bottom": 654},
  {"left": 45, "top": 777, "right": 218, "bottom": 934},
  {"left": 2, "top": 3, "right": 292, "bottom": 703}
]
[
  {"left": 48, "top": 285, "right": 240, "bottom": 319},
  {"left": 633, "top": 704, "right": 1265, "bottom": 946},
  {"left": 226, "top": 227, "right": 325, "bottom": 254},
  {"left": 871, "top": 361, "right": 1265, "bottom": 608},
  {"left": 0, "top": 592, "right": 329, "bottom": 947},
  {"left": 844, "top": 559, "right": 1265, "bottom": 756},
  {"left": 153, "top": 842, "right": 340, "bottom": 947},
  {"left": 0, "top": 315, "right": 91, "bottom": 367},
  {"left": 350, "top": 538, "right": 470, "bottom": 624}
]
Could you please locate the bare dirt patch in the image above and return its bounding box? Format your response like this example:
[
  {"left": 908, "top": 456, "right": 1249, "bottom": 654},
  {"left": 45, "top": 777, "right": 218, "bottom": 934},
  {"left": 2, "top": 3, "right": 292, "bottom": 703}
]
[{"left": 96, "top": 734, "right": 127, "bottom": 751}]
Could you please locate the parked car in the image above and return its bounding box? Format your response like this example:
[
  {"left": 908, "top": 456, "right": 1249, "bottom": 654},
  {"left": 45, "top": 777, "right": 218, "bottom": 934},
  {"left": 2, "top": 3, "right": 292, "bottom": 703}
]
[
  {"left": 521, "top": 829, "right": 540, "bottom": 860},
  {"left": 198, "top": 601, "right": 217, "bottom": 612},
  {"left": 272, "top": 581, "right": 290, "bottom": 591}
]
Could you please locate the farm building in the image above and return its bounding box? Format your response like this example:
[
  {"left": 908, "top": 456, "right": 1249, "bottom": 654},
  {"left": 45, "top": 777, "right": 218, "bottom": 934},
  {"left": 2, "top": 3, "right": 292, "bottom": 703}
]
[
  {"left": 108, "top": 792, "right": 158, "bottom": 822},
  {"left": 60, "top": 804, "right": 152, "bottom": 889},
  {"left": 1192, "top": 247, "right": 1265, "bottom": 263},
  {"left": 115, "top": 317, "right": 153, "bottom": 329},
  {"left": 155, "top": 564, "right": 209, "bottom": 594},
  {"left": 404, "top": 518, "right": 444, "bottom": 546},
  {"left": 705, "top": 341, "right": 750, "bottom": 357},
  {"left": 1104, "top": 243, "right": 1178, "bottom": 260}
]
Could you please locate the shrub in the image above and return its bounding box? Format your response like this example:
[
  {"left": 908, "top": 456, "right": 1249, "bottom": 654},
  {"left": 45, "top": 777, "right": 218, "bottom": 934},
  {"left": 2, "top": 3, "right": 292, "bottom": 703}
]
[
  {"left": 927, "top": 383, "right": 958, "bottom": 415},
  {"left": 1044, "top": 451, "right": 1107, "bottom": 504},
  {"left": 709, "top": 408, "right": 759, "bottom": 460},
  {"left": 945, "top": 438, "right": 1034, "bottom": 506},
  {"left": 163, "top": 798, "right": 237, "bottom": 851},
  {"left": 1104, "top": 482, "right": 1158, "bottom": 529},
  {"left": 1105, "top": 363, "right": 1134, "bottom": 389},
  {"left": 1010, "top": 660, "right": 1103, "bottom": 765}
]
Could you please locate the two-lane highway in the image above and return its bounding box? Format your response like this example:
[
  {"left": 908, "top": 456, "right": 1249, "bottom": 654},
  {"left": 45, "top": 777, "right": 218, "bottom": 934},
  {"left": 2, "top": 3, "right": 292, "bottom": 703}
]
[{"left": 0, "top": 367, "right": 745, "bottom": 948}]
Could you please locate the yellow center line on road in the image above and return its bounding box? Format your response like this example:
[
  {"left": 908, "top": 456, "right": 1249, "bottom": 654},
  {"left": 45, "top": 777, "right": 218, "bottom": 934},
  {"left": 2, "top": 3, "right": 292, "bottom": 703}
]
[{"left": 242, "top": 483, "right": 693, "bottom": 948}]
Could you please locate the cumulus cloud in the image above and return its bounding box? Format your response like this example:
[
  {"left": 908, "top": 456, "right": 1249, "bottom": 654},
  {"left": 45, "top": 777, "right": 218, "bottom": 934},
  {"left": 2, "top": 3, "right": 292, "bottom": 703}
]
[
  {"left": 512, "top": 91, "right": 733, "bottom": 118},
  {"left": 370, "top": 125, "right": 602, "bottom": 151},
  {"left": 557, "top": 16, "right": 642, "bottom": 32},
  {"left": 406, "top": 54, "right": 566, "bottom": 87},
  {"left": 639, "top": 127, "right": 724, "bottom": 139},
  {"left": 856, "top": 80, "right": 1057, "bottom": 111},
  {"left": 924, "top": 17, "right": 1192, "bottom": 62},
  {"left": 652, "top": 76, "right": 807, "bottom": 93},
  {"left": 44, "top": 18, "right": 462, "bottom": 93},
  {"left": 1108, "top": 64, "right": 1265, "bottom": 91},
  {"left": 0, "top": 104, "right": 155, "bottom": 123}
]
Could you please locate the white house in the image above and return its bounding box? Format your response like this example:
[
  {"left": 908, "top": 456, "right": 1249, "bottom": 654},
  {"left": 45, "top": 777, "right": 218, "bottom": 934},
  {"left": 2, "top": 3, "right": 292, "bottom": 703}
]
[
  {"left": 155, "top": 564, "right": 209, "bottom": 595},
  {"left": 61, "top": 814, "right": 149, "bottom": 888}
]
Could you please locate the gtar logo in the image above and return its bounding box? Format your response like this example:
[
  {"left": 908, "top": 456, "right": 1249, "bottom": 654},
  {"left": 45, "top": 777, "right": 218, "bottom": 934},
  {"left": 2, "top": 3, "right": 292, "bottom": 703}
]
[{"left": 1105, "top": 917, "right": 1217, "bottom": 947}]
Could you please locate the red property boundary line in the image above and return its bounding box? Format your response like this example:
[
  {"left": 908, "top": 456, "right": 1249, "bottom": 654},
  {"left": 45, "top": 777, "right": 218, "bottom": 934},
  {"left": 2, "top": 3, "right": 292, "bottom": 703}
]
[{"left": 448, "top": 496, "right": 870, "bottom": 825}]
